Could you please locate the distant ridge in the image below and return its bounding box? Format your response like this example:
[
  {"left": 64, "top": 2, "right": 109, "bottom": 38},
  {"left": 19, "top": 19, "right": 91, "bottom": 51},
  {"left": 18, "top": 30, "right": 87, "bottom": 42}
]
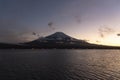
[{"left": 0, "top": 32, "right": 120, "bottom": 49}]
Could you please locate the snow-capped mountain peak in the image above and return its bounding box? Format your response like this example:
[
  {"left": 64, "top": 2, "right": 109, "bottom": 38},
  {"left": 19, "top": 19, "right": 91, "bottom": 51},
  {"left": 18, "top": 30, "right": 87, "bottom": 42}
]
[
  {"left": 25, "top": 32, "right": 91, "bottom": 48},
  {"left": 35, "top": 32, "right": 77, "bottom": 42},
  {"left": 45, "top": 32, "right": 72, "bottom": 40}
]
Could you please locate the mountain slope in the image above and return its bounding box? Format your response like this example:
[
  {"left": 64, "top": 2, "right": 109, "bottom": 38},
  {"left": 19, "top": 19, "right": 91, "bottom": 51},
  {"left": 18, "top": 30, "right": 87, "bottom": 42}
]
[
  {"left": 25, "top": 32, "right": 119, "bottom": 49},
  {"left": 26, "top": 32, "right": 89, "bottom": 45}
]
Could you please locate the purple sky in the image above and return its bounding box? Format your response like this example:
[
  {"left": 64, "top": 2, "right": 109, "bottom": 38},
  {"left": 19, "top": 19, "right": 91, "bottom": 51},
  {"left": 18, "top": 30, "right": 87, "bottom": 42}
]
[{"left": 0, "top": 0, "right": 120, "bottom": 46}]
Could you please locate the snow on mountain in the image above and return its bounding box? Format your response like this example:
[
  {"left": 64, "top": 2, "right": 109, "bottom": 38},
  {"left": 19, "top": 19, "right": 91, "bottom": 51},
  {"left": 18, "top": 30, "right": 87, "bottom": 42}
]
[
  {"left": 37, "top": 32, "right": 78, "bottom": 41},
  {"left": 26, "top": 32, "right": 88, "bottom": 46}
]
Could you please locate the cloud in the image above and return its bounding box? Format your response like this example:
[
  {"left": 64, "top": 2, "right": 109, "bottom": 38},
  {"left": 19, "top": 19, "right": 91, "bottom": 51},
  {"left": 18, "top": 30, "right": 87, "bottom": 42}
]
[
  {"left": 32, "top": 32, "right": 40, "bottom": 37},
  {"left": 96, "top": 40, "right": 100, "bottom": 43},
  {"left": 117, "top": 34, "right": 120, "bottom": 36},
  {"left": 32, "top": 32, "right": 36, "bottom": 35},
  {"left": 48, "top": 22, "right": 55, "bottom": 30},
  {"left": 98, "top": 25, "right": 115, "bottom": 38},
  {"left": 99, "top": 33, "right": 104, "bottom": 38}
]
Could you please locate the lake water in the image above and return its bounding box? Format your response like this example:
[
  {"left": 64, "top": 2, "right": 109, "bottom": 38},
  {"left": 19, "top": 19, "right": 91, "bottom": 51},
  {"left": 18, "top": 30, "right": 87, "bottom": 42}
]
[{"left": 0, "top": 49, "right": 120, "bottom": 80}]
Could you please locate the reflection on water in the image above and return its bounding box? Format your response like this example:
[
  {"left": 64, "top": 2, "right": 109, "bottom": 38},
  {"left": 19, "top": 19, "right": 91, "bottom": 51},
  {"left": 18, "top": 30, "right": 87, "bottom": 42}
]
[{"left": 0, "top": 49, "right": 120, "bottom": 80}]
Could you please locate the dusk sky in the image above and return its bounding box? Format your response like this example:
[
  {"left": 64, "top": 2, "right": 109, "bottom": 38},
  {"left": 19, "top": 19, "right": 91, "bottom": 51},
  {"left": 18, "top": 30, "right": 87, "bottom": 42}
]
[{"left": 1, "top": 0, "right": 120, "bottom": 46}]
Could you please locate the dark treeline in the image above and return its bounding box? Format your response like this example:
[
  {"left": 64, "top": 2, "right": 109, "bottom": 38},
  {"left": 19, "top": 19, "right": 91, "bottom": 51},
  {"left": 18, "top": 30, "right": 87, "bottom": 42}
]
[{"left": 0, "top": 42, "right": 120, "bottom": 49}]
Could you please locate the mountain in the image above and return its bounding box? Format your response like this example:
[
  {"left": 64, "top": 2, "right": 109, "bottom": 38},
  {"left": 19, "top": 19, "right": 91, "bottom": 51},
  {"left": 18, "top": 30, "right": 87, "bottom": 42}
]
[
  {"left": 0, "top": 32, "right": 120, "bottom": 49},
  {"left": 25, "top": 32, "right": 89, "bottom": 47},
  {"left": 35, "top": 32, "right": 86, "bottom": 42},
  {"left": 25, "top": 32, "right": 120, "bottom": 49}
]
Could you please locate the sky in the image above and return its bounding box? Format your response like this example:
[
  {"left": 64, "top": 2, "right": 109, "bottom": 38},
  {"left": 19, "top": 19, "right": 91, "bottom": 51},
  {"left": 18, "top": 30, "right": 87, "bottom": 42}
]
[{"left": 0, "top": 0, "right": 120, "bottom": 46}]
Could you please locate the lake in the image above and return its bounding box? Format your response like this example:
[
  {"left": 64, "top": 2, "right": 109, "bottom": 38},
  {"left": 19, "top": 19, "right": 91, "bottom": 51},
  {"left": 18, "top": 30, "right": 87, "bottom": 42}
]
[{"left": 0, "top": 49, "right": 120, "bottom": 80}]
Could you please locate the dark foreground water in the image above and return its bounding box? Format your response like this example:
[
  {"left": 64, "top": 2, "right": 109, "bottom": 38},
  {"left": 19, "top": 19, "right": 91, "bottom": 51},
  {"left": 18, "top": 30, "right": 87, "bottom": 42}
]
[{"left": 0, "top": 49, "right": 120, "bottom": 80}]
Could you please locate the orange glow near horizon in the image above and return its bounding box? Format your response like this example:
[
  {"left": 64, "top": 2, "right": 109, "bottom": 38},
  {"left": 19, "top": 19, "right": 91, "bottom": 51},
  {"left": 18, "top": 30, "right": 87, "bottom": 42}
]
[
  {"left": 88, "top": 34, "right": 120, "bottom": 46},
  {"left": 100, "top": 34, "right": 120, "bottom": 46},
  {"left": 73, "top": 33, "right": 120, "bottom": 46}
]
